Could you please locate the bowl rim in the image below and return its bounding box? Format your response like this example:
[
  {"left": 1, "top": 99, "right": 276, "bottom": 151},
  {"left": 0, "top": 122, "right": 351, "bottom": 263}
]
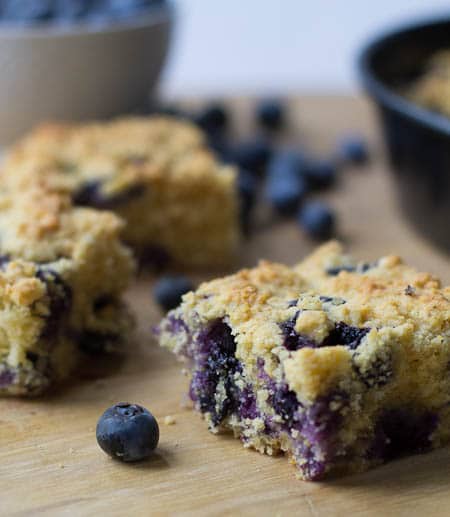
[
  {"left": 358, "top": 14, "right": 450, "bottom": 137},
  {"left": 0, "top": 1, "right": 174, "bottom": 40}
]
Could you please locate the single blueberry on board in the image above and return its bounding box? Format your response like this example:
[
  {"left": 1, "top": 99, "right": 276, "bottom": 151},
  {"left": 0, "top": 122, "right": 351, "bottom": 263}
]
[
  {"left": 153, "top": 276, "right": 193, "bottom": 311},
  {"left": 337, "top": 135, "right": 369, "bottom": 165},
  {"left": 96, "top": 403, "right": 159, "bottom": 462},
  {"left": 1, "top": 0, "right": 55, "bottom": 23},
  {"left": 303, "top": 158, "right": 337, "bottom": 189},
  {"left": 231, "top": 139, "right": 272, "bottom": 175},
  {"left": 266, "top": 150, "right": 308, "bottom": 215},
  {"left": 298, "top": 201, "right": 335, "bottom": 240},
  {"left": 194, "top": 103, "right": 228, "bottom": 134},
  {"left": 256, "top": 99, "right": 285, "bottom": 130}
]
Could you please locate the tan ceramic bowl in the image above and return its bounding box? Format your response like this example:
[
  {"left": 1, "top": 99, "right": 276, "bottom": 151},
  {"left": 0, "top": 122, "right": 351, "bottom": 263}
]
[{"left": 0, "top": 5, "right": 173, "bottom": 143}]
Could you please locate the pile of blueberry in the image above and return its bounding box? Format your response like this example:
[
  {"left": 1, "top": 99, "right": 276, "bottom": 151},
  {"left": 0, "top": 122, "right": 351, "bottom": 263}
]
[
  {"left": 0, "top": 0, "right": 166, "bottom": 26},
  {"left": 155, "top": 99, "right": 369, "bottom": 241},
  {"left": 151, "top": 100, "right": 369, "bottom": 313}
]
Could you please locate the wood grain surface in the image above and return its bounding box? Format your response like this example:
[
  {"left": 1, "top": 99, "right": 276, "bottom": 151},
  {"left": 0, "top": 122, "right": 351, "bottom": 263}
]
[{"left": 1, "top": 97, "right": 449, "bottom": 517}]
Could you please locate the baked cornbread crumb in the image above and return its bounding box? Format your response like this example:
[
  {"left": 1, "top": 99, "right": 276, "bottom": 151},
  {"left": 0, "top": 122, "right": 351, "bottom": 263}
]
[
  {"left": 0, "top": 178, "right": 134, "bottom": 396},
  {"left": 408, "top": 49, "right": 450, "bottom": 117},
  {"left": 5, "top": 116, "right": 239, "bottom": 269},
  {"left": 157, "top": 242, "right": 450, "bottom": 480}
]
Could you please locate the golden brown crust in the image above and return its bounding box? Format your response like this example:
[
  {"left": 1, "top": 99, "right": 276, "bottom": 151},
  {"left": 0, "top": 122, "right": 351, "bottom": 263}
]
[{"left": 4, "top": 116, "right": 239, "bottom": 268}]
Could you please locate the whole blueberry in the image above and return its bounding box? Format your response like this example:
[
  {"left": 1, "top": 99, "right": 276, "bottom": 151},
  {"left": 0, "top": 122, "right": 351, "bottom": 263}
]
[
  {"left": 2, "top": 0, "right": 55, "bottom": 23},
  {"left": 194, "top": 103, "right": 228, "bottom": 134},
  {"left": 96, "top": 403, "right": 159, "bottom": 462},
  {"left": 337, "top": 135, "right": 369, "bottom": 165},
  {"left": 237, "top": 169, "right": 258, "bottom": 236},
  {"left": 154, "top": 276, "right": 193, "bottom": 311},
  {"left": 266, "top": 150, "right": 308, "bottom": 215},
  {"left": 298, "top": 201, "right": 335, "bottom": 239},
  {"left": 231, "top": 139, "right": 272, "bottom": 175},
  {"left": 238, "top": 169, "right": 257, "bottom": 211},
  {"left": 256, "top": 99, "right": 285, "bottom": 130},
  {"left": 207, "top": 132, "right": 232, "bottom": 163},
  {"left": 303, "top": 158, "right": 337, "bottom": 189}
]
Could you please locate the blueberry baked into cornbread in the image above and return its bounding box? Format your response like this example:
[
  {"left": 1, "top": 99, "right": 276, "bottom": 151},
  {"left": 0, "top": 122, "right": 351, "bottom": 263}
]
[
  {"left": 157, "top": 242, "right": 450, "bottom": 480},
  {"left": 5, "top": 116, "right": 239, "bottom": 269},
  {"left": 0, "top": 181, "right": 134, "bottom": 396}
]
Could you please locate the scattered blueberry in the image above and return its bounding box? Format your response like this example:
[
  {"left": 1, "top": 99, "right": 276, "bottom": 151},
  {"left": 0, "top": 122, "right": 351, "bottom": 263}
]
[
  {"left": 231, "top": 138, "right": 272, "bottom": 175},
  {"left": 238, "top": 169, "right": 257, "bottom": 211},
  {"left": 303, "top": 158, "right": 337, "bottom": 189},
  {"left": 194, "top": 103, "right": 228, "bottom": 134},
  {"left": 298, "top": 201, "right": 335, "bottom": 239},
  {"left": 96, "top": 403, "right": 159, "bottom": 462},
  {"left": 154, "top": 275, "right": 193, "bottom": 311},
  {"left": 337, "top": 135, "right": 369, "bottom": 165},
  {"left": 266, "top": 150, "right": 308, "bottom": 215},
  {"left": 256, "top": 99, "right": 285, "bottom": 130},
  {"left": 238, "top": 169, "right": 258, "bottom": 236}
]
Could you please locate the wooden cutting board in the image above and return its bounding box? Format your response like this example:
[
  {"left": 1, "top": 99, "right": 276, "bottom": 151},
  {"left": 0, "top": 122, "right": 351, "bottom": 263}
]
[{"left": 2, "top": 97, "right": 449, "bottom": 517}]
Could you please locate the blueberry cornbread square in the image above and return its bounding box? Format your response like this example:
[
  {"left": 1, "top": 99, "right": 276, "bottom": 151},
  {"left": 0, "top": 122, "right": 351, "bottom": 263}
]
[
  {"left": 5, "top": 116, "right": 239, "bottom": 269},
  {"left": 157, "top": 242, "right": 450, "bottom": 480},
  {"left": 0, "top": 182, "right": 134, "bottom": 396}
]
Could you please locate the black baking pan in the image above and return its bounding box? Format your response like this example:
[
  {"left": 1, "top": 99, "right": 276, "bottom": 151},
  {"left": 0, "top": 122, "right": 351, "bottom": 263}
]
[{"left": 358, "top": 16, "right": 450, "bottom": 252}]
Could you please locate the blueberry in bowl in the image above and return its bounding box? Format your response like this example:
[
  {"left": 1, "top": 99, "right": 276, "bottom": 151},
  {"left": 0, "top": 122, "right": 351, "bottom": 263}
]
[
  {"left": 358, "top": 16, "right": 450, "bottom": 251},
  {"left": 0, "top": 0, "right": 174, "bottom": 143}
]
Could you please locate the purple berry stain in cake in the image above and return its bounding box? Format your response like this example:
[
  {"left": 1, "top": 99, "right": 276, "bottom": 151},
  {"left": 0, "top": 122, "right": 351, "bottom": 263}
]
[
  {"left": 321, "top": 322, "right": 369, "bottom": 350},
  {"left": 280, "top": 313, "right": 317, "bottom": 351},
  {"left": 72, "top": 180, "right": 144, "bottom": 210},
  {"left": 280, "top": 314, "right": 368, "bottom": 352},
  {"left": 0, "top": 368, "right": 14, "bottom": 388},
  {"left": 190, "top": 319, "right": 241, "bottom": 426},
  {"left": 369, "top": 408, "right": 438, "bottom": 461},
  {"left": 36, "top": 268, "right": 72, "bottom": 339}
]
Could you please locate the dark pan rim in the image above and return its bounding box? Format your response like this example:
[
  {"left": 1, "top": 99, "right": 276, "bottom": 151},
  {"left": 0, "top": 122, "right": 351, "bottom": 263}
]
[{"left": 358, "top": 15, "right": 450, "bottom": 137}]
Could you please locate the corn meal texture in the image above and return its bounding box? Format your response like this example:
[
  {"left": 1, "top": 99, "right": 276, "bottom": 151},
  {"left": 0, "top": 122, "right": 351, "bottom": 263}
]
[
  {"left": 158, "top": 242, "right": 450, "bottom": 480},
  {"left": 0, "top": 172, "right": 134, "bottom": 396},
  {"left": 5, "top": 116, "right": 239, "bottom": 269}
]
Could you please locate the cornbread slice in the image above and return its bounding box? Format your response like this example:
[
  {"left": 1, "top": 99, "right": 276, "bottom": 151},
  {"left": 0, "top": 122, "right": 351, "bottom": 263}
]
[
  {"left": 0, "top": 182, "right": 134, "bottom": 396},
  {"left": 157, "top": 242, "right": 450, "bottom": 480},
  {"left": 5, "top": 116, "right": 239, "bottom": 269}
]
